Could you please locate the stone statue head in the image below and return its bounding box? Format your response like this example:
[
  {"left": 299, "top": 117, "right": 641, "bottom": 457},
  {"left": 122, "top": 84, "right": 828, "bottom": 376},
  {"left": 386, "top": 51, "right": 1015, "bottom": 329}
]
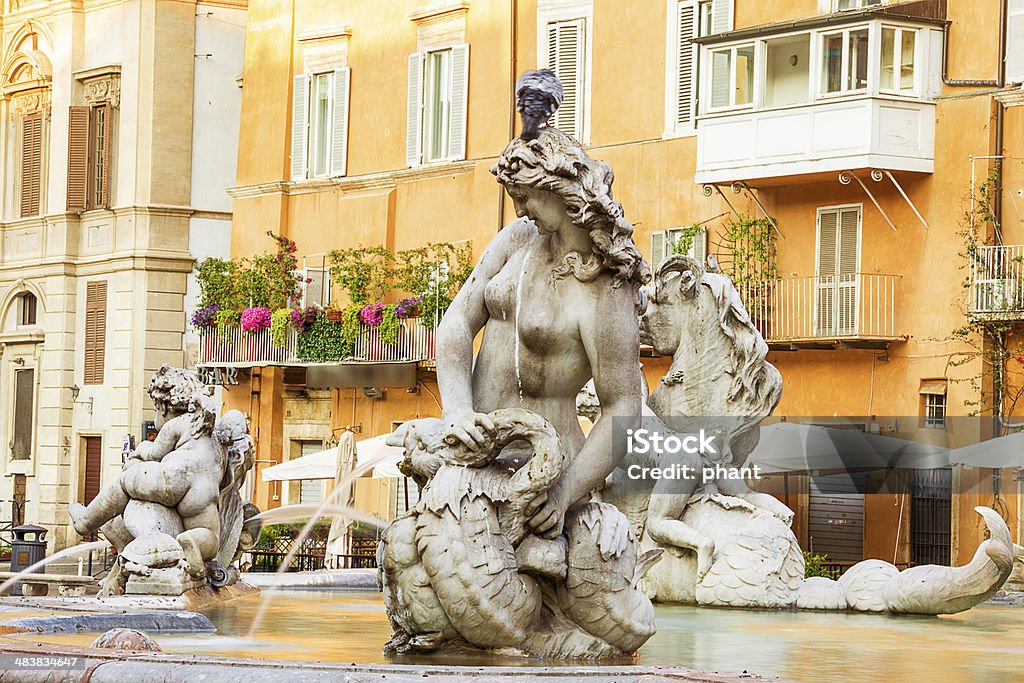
[
  {"left": 490, "top": 128, "right": 650, "bottom": 302},
  {"left": 642, "top": 255, "right": 781, "bottom": 416},
  {"left": 147, "top": 365, "right": 217, "bottom": 438}
]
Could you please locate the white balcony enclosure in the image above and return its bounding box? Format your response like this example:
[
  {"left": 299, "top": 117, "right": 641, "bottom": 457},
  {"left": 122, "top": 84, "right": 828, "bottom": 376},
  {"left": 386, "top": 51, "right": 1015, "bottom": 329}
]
[
  {"left": 970, "top": 245, "right": 1024, "bottom": 320},
  {"left": 695, "top": 12, "right": 944, "bottom": 184}
]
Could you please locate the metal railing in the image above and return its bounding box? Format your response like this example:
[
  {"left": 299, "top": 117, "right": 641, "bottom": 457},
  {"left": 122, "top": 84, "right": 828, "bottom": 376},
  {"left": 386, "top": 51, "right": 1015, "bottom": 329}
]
[
  {"left": 198, "top": 317, "right": 436, "bottom": 366},
  {"left": 739, "top": 273, "right": 902, "bottom": 343},
  {"left": 970, "top": 245, "right": 1024, "bottom": 317}
]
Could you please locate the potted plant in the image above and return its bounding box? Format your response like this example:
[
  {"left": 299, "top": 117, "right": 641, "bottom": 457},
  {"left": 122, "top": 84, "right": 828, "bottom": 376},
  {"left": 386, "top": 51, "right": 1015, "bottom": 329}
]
[{"left": 241, "top": 306, "right": 272, "bottom": 360}]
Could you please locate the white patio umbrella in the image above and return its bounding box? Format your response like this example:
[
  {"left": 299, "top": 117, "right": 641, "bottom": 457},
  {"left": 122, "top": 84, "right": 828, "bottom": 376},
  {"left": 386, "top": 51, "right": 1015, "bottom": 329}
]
[
  {"left": 327, "top": 429, "right": 358, "bottom": 564},
  {"left": 948, "top": 431, "right": 1024, "bottom": 469},
  {"left": 261, "top": 435, "right": 405, "bottom": 481},
  {"left": 745, "top": 422, "right": 950, "bottom": 474}
]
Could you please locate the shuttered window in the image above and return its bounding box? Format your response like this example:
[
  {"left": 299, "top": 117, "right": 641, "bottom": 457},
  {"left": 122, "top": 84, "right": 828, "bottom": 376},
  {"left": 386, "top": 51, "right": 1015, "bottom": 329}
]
[
  {"left": 291, "top": 68, "right": 351, "bottom": 180},
  {"left": 651, "top": 227, "right": 707, "bottom": 269},
  {"left": 545, "top": 19, "right": 586, "bottom": 140},
  {"left": 406, "top": 45, "right": 469, "bottom": 166},
  {"left": 1009, "top": 0, "right": 1024, "bottom": 84},
  {"left": 84, "top": 281, "right": 107, "bottom": 385},
  {"left": 670, "top": 1, "right": 697, "bottom": 131},
  {"left": 20, "top": 114, "right": 43, "bottom": 218},
  {"left": 67, "top": 105, "right": 113, "bottom": 211},
  {"left": 83, "top": 436, "right": 103, "bottom": 504},
  {"left": 12, "top": 368, "right": 35, "bottom": 460},
  {"left": 710, "top": 0, "right": 734, "bottom": 34},
  {"left": 68, "top": 107, "right": 90, "bottom": 211},
  {"left": 815, "top": 207, "right": 860, "bottom": 336}
]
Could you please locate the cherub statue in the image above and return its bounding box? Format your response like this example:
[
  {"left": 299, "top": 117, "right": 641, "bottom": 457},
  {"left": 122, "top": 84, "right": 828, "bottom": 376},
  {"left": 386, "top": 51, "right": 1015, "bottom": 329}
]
[{"left": 69, "top": 365, "right": 258, "bottom": 595}]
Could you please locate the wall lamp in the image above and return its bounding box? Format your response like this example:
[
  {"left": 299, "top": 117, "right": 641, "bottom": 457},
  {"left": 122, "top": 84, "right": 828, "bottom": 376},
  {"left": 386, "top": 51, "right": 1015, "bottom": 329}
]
[{"left": 69, "top": 384, "right": 94, "bottom": 414}]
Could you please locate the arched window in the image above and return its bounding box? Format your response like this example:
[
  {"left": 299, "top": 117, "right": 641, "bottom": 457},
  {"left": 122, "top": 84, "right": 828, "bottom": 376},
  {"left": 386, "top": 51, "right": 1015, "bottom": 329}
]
[{"left": 19, "top": 292, "right": 37, "bottom": 325}]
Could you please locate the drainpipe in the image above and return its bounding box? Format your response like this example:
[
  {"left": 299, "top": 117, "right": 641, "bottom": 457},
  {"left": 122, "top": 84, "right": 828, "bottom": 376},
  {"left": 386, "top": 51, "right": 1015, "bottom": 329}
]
[
  {"left": 941, "top": 23, "right": 998, "bottom": 87},
  {"left": 994, "top": 0, "right": 1008, "bottom": 243},
  {"left": 498, "top": 0, "right": 519, "bottom": 233}
]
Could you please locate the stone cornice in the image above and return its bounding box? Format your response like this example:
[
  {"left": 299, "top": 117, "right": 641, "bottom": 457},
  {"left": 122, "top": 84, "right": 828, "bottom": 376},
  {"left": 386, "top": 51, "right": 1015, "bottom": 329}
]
[
  {"left": 407, "top": 1, "right": 470, "bottom": 24},
  {"left": 297, "top": 25, "right": 352, "bottom": 42},
  {"left": 228, "top": 160, "right": 478, "bottom": 199}
]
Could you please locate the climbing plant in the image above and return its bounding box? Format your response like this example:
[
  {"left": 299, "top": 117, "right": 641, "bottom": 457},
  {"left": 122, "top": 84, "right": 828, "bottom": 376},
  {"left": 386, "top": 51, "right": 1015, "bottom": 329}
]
[
  {"left": 296, "top": 310, "right": 351, "bottom": 362},
  {"left": 950, "top": 165, "right": 1024, "bottom": 430}
]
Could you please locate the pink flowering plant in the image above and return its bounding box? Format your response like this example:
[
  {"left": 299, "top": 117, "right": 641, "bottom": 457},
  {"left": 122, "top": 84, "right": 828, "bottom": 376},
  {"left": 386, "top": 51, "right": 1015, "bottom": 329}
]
[
  {"left": 240, "top": 306, "right": 272, "bottom": 333},
  {"left": 359, "top": 302, "right": 386, "bottom": 327},
  {"left": 290, "top": 304, "right": 320, "bottom": 333}
]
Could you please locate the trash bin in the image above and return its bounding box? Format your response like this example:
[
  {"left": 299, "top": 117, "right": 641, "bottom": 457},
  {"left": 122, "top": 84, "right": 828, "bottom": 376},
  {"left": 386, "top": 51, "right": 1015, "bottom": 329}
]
[{"left": 9, "top": 524, "right": 48, "bottom": 597}]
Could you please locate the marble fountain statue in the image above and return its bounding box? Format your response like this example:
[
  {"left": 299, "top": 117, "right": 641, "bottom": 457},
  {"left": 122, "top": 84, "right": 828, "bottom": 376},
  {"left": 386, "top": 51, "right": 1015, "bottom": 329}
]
[
  {"left": 69, "top": 365, "right": 261, "bottom": 596},
  {"left": 377, "top": 70, "right": 1016, "bottom": 660}
]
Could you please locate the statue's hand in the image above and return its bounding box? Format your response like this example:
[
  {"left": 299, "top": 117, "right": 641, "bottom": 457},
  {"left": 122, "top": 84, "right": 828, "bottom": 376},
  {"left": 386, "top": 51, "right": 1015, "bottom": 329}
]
[
  {"left": 596, "top": 508, "right": 631, "bottom": 561},
  {"left": 525, "top": 490, "right": 565, "bottom": 539},
  {"left": 443, "top": 411, "right": 496, "bottom": 451}
]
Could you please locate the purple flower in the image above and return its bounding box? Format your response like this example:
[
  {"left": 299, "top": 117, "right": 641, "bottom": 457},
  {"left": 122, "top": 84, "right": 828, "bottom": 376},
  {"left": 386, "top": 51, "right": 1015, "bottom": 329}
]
[
  {"left": 191, "top": 304, "right": 220, "bottom": 329},
  {"left": 395, "top": 296, "right": 423, "bottom": 319},
  {"left": 240, "top": 306, "right": 273, "bottom": 332}
]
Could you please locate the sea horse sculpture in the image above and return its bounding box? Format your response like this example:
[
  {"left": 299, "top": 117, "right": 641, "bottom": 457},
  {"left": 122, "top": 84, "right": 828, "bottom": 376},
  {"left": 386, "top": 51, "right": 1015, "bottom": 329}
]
[
  {"left": 378, "top": 71, "right": 658, "bottom": 657},
  {"left": 609, "top": 255, "right": 1015, "bottom": 613}
]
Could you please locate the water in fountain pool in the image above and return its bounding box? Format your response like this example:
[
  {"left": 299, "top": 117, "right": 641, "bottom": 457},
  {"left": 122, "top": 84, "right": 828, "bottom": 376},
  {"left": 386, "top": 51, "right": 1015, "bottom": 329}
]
[{"left": 12, "top": 589, "right": 1024, "bottom": 682}]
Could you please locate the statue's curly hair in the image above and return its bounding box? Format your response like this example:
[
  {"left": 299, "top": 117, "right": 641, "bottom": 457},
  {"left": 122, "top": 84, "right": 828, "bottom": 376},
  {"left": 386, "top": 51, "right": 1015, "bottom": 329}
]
[
  {"left": 147, "top": 365, "right": 217, "bottom": 438},
  {"left": 490, "top": 128, "right": 650, "bottom": 307}
]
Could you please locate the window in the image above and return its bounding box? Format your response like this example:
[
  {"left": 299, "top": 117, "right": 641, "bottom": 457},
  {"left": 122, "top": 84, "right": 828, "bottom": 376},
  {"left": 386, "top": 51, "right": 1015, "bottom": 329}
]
[
  {"left": 406, "top": 45, "right": 469, "bottom": 166},
  {"left": 20, "top": 113, "right": 43, "bottom": 218},
  {"left": 68, "top": 105, "right": 113, "bottom": 211},
  {"left": 19, "top": 293, "right": 37, "bottom": 326},
  {"left": 698, "top": 0, "right": 713, "bottom": 37},
  {"left": 12, "top": 368, "right": 34, "bottom": 460},
  {"left": 709, "top": 44, "right": 755, "bottom": 109},
  {"left": 924, "top": 393, "right": 946, "bottom": 429},
  {"left": 815, "top": 206, "right": 860, "bottom": 336},
  {"left": 834, "top": 0, "right": 884, "bottom": 10},
  {"left": 1009, "top": 0, "right": 1024, "bottom": 83},
  {"left": 765, "top": 35, "right": 811, "bottom": 107},
  {"left": 820, "top": 28, "right": 869, "bottom": 94},
  {"left": 302, "top": 256, "right": 332, "bottom": 308},
  {"left": 291, "top": 68, "right": 351, "bottom": 180},
  {"left": 84, "top": 281, "right": 107, "bottom": 385},
  {"left": 423, "top": 50, "right": 452, "bottom": 163},
  {"left": 310, "top": 72, "right": 335, "bottom": 177},
  {"left": 651, "top": 227, "right": 707, "bottom": 268},
  {"left": 668, "top": 1, "right": 698, "bottom": 132},
  {"left": 543, "top": 18, "right": 588, "bottom": 140},
  {"left": 879, "top": 26, "right": 917, "bottom": 93}
]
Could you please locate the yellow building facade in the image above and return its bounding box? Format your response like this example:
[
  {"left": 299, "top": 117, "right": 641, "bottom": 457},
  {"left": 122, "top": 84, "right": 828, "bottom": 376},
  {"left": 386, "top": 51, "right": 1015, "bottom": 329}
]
[{"left": 222, "top": 0, "right": 1023, "bottom": 569}]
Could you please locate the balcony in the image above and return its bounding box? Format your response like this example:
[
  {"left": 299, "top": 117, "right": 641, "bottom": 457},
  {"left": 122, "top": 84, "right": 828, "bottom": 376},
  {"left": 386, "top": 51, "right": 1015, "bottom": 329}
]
[
  {"left": 696, "top": 96, "right": 934, "bottom": 184},
  {"left": 197, "top": 318, "right": 436, "bottom": 367},
  {"left": 694, "top": 13, "right": 943, "bottom": 185},
  {"left": 970, "top": 245, "right": 1024, "bottom": 321},
  {"left": 740, "top": 273, "right": 904, "bottom": 349}
]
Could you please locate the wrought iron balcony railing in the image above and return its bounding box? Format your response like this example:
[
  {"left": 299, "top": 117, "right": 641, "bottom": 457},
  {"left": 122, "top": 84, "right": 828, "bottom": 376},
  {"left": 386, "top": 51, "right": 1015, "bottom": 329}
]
[
  {"left": 970, "top": 245, "right": 1024, "bottom": 319},
  {"left": 739, "top": 273, "right": 903, "bottom": 348},
  {"left": 197, "top": 317, "right": 436, "bottom": 366}
]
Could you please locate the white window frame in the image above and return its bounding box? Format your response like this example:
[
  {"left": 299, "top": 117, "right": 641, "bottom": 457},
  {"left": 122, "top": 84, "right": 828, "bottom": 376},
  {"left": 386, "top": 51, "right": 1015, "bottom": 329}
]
[
  {"left": 705, "top": 42, "right": 758, "bottom": 112},
  {"left": 537, "top": 1, "right": 593, "bottom": 144},
  {"left": 817, "top": 25, "right": 872, "bottom": 97},
  {"left": 308, "top": 70, "right": 336, "bottom": 178},
  {"left": 422, "top": 48, "right": 453, "bottom": 164},
  {"left": 407, "top": 44, "right": 469, "bottom": 167},
  {"left": 877, "top": 24, "right": 920, "bottom": 96},
  {"left": 651, "top": 227, "right": 708, "bottom": 268},
  {"left": 924, "top": 392, "right": 946, "bottom": 429},
  {"left": 665, "top": 0, "right": 699, "bottom": 137},
  {"left": 833, "top": 0, "right": 885, "bottom": 11}
]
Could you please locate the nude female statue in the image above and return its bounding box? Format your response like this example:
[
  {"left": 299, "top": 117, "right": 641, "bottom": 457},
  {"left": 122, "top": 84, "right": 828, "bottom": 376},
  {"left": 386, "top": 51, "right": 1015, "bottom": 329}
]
[{"left": 438, "top": 124, "right": 650, "bottom": 549}]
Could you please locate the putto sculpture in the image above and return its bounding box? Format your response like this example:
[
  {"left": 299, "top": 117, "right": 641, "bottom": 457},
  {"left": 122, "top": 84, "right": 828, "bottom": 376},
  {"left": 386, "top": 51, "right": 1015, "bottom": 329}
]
[
  {"left": 378, "top": 70, "right": 659, "bottom": 658},
  {"left": 69, "top": 365, "right": 260, "bottom": 596}
]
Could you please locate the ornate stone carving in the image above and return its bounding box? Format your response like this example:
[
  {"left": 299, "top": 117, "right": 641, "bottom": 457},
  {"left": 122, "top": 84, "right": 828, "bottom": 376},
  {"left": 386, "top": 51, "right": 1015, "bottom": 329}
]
[
  {"left": 82, "top": 73, "right": 120, "bottom": 107},
  {"left": 69, "top": 366, "right": 261, "bottom": 596}
]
